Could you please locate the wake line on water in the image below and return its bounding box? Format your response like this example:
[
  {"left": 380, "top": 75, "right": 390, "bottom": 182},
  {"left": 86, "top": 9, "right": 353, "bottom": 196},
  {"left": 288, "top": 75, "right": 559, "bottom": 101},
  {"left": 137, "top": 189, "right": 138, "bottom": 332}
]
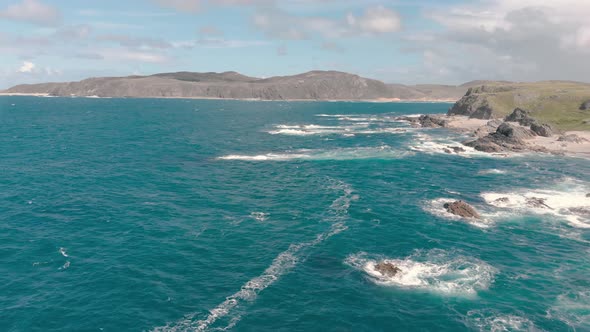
[{"left": 153, "top": 180, "right": 355, "bottom": 332}]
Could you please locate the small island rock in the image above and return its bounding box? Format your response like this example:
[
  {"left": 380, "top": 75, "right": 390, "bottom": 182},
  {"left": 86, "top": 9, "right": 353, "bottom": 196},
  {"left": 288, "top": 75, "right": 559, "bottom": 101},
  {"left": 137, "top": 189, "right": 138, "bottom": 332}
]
[
  {"left": 443, "top": 200, "right": 481, "bottom": 219},
  {"left": 374, "top": 262, "right": 401, "bottom": 277}
]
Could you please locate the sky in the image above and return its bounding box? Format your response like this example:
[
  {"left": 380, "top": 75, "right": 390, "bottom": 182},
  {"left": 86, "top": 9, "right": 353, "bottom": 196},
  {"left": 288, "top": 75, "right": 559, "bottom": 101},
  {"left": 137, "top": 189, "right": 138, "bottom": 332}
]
[{"left": 1, "top": 0, "right": 589, "bottom": 88}]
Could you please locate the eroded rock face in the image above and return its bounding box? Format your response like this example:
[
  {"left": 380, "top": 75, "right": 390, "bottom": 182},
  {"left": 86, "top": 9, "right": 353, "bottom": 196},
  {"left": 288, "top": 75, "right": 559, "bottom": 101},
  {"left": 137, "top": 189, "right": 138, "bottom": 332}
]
[
  {"left": 448, "top": 94, "right": 494, "bottom": 119},
  {"left": 530, "top": 123, "right": 554, "bottom": 137},
  {"left": 374, "top": 262, "right": 401, "bottom": 277},
  {"left": 443, "top": 200, "right": 481, "bottom": 219},
  {"left": 505, "top": 108, "right": 537, "bottom": 126},
  {"left": 496, "top": 123, "right": 536, "bottom": 141},
  {"left": 474, "top": 119, "right": 504, "bottom": 138}
]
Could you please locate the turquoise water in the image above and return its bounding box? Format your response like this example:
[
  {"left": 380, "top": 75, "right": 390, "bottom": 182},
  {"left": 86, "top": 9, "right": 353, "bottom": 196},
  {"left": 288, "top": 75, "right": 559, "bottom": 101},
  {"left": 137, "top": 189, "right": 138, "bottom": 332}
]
[{"left": 1, "top": 97, "right": 589, "bottom": 332}]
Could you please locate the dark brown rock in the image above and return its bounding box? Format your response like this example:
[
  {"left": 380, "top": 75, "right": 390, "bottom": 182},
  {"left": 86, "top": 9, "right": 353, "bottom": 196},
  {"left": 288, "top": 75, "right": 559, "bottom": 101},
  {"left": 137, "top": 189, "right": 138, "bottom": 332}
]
[
  {"left": 374, "top": 262, "right": 401, "bottom": 277},
  {"left": 494, "top": 197, "right": 510, "bottom": 203},
  {"left": 443, "top": 200, "right": 481, "bottom": 219},
  {"left": 418, "top": 114, "right": 449, "bottom": 128},
  {"left": 530, "top": 123, "right": 554, "bottom": 137},
  {"left": 505, "top": 108, "right": 537, "bottom": 126},
  {"left": 526, "top": 197, "right": 553, "bottom": 209},
  {"left": 580, "top": 100, "right": 590, "bottom": 111}
]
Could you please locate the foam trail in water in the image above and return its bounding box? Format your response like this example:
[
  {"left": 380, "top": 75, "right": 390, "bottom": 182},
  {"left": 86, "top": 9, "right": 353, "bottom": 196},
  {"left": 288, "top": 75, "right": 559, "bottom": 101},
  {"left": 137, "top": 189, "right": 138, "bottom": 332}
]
[
  {"left": 345, "top": 249, "right": 497, "bottom": 297},
  {"left": 547, "top": 291, "right": 590, "bottom": 330},
  {"left": 153, "top": 181, "right": 355, "bottom": 332},
  {"left": 219, "top": 146, "right": 410, "bottom": 161}
]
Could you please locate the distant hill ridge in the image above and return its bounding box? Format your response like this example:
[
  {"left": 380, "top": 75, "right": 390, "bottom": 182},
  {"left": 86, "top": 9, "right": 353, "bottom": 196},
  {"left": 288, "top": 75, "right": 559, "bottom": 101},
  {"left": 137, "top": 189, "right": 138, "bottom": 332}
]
[{"left": 3, "top": 70, "right": 495, "bottom": 100}]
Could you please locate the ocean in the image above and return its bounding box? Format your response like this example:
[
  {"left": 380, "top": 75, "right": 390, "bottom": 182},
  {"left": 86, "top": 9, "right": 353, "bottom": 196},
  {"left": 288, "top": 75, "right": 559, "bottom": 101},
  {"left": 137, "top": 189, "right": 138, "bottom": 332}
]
[{"left": 1, "top": 97, "right": 589, "bottom": 332}]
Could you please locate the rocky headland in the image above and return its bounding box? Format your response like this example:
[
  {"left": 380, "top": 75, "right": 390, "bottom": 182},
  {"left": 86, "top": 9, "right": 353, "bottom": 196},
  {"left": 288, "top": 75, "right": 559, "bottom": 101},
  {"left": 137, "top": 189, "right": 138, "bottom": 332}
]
[{"left": 405, "top": 82, "right": 590, "bottom": 157}]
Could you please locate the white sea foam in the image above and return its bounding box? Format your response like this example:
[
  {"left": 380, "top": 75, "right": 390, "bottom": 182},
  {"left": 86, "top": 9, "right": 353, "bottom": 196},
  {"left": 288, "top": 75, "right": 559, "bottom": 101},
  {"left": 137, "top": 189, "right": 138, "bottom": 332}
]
[
  {"left": 268, "top": 123, "right": 409, "bottom": 136},
  {"left": 345, "top": 249, "right": 497, "bottom": 297},
  {"left": 423, "top": 198, "right": 494, "bottom": 228},
  {"left": 59, "top": 261, "right": 70, "bottom": 270},
  {"left": 59, "top": 247, "right": 68, "bottom": 257},
  {"left": 153, "top": 181, "right": 355, "bottom": 332},
  {"left": 481, "top": 179, "right": 590, "bottom": 228},
  {"left": 219, "top": 146, "right": 409, "bottom": 161},
  {"left": 409, "top": 133, "right": 498, "bottom": 158},
  {"left": 466, "top": 310, "right": 540, "bottom": 331},
  {"left": 478, "top": 169, "right": 508, "bottom": 175},
  {"left": 547, "top": 291, "right": 590, "bottom": 329},
  {"left": 250, "top": 212, "right": 269, "bottom": 222}
]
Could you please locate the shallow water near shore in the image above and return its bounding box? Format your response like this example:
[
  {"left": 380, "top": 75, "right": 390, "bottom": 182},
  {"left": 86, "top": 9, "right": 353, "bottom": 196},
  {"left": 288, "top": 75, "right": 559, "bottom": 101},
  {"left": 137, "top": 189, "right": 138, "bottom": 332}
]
[{"left": 1, "top": 97, "right": 589, "bottom": 331}]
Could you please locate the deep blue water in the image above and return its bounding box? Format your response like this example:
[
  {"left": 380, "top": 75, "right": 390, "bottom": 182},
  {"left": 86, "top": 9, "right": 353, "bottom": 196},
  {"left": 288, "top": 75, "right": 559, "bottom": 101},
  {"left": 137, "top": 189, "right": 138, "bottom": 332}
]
[{"left": 1, "top": 97, "right": 589, "bottom": 332}]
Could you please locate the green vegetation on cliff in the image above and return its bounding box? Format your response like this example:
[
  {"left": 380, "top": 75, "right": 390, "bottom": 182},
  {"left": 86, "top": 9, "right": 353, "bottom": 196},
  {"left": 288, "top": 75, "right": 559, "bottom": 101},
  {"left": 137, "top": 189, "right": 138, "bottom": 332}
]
[{"left": 449, "top": 81, "right": 590, "bottom": 131}]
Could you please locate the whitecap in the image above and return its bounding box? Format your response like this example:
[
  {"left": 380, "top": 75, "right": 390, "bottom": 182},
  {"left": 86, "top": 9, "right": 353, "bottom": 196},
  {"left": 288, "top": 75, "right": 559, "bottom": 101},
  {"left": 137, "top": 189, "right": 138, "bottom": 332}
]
[
  {"left": 547, "top": 291, "right": 590, "bottom": 329},
  {"left": 466, "top": 309, "right": 541, "bottom": 331},
  {"left": 250, "top": 212, "right": 269, "bottom": 222},
  {"left": 481, "top": 180, "right": 590, "bottom": 228},
  {"left": 345, "top": 249, "right": 497, "bottom": 297},
  {"left": 478, "top": 169, "right": 508, "bottom": 175},
  {"left": 59, "top": 247, "right": 68, "bottom": 257},
  {"left": 218, "top": 146, "right": 410, "bottom": 162}
]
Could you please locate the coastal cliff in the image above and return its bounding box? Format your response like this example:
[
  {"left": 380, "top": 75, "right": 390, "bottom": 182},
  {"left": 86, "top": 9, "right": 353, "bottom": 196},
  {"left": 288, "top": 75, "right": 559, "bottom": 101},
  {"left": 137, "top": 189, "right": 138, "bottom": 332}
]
[{"left": 448, "top": 81, "right": 590, "bottom": 131}]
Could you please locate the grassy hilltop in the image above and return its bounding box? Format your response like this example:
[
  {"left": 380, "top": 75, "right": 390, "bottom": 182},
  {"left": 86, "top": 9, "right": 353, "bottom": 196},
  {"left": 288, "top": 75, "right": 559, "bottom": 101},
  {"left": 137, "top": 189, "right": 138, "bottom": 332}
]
[{"left": 449, "top": 81, "right": 590, "bottom": 131}]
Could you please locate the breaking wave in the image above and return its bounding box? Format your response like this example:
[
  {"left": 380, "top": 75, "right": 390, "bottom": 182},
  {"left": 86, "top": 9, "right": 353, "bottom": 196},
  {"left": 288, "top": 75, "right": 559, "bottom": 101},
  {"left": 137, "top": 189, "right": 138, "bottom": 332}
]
[
  {"left": 345, "top": 249, "right": 497, "bottom": 297},
  {"left": 219, "top": 146, "right": 410, "bottom": 161},
  {"left": 547, "top": 291, "right": 590, "bottom": 330},
  {"left": 481, "top": 178, "right": 590, "bottom": 228}
]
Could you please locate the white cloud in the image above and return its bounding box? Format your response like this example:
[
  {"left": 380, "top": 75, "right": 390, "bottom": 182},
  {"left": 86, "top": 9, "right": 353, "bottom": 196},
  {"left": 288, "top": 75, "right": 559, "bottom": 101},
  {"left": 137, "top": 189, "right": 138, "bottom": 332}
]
[
  {"left": 0, "top": 0, "right": 61, "bottom": 26},
  {"left": 397, "top": 0, "right": 590, "bottom": 83},
  {"left": 18, "top": 61, "right": 35, "bottom": 73},
  {"left": 347, "top": 6, "right": 401, "bottom": 34}
]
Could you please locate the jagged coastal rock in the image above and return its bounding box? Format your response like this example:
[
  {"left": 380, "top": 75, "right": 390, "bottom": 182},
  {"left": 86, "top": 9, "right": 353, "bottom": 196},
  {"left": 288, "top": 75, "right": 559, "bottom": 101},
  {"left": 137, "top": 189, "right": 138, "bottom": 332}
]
[
  {"left": 444, "top": 201, "right": 481, "bottom": 219},
  {"left": 530, "top": 123, "right": 555, "bottom": 137},
  {"left": 374, "top": 262, "right": 401, "bottom": 277},
  {"left": 465, "top": 122, "right": 543, "bottom": 153},
  {"left": 557, "top": 134, "right": 588, "bottom": 143},
  {"left": 505, "top": 108, "right": 537, "bottom": 126}
]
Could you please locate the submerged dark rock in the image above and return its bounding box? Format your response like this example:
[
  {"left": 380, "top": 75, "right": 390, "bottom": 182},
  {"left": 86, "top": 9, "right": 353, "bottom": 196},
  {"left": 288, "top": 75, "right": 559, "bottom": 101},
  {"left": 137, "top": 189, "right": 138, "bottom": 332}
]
[
  {"left": 374, "top": 262, "right": 401, "bottom": 277},
  {"left": 526, "top": 197, "right": 553, "bottom": 209},
  {"left": 444, "top": 200, "right": 481, "bottom": 219},
  {"left": 494, "top": 197, "right": 510, "bottom": 204},
  {"left": 443, "top": 146, "right": 466, "bottom": 154}
]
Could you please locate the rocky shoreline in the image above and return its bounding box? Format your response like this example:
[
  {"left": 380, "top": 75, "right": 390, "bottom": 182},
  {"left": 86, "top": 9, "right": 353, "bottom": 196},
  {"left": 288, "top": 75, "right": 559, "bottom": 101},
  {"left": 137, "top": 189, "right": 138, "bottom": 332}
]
[{"left": 399, "top": 109, "right": 590, "bottom": 157}]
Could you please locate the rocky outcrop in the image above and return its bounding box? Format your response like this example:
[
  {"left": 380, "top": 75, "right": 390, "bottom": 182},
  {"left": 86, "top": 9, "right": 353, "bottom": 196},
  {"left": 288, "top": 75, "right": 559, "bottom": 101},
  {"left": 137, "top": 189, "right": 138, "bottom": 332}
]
[
  {"left": 526, "top": 197, "right": 553, "bottom": 209},
  {"left": 464, "top": 123, "right": 542, "bottom": 153},
  {"left": 580, "top": 100, "right": 590, "bottom": 110},
  {"left": 444, "top": 201, "right": 481, "bottom": 219},
  {"left": 530, "top": 123, "right": 555, "bottom": 137},
  {"left": 443, "top": 146, "right": 466, "bottom": 154},
  {"left": 374, "top": 262, "right": 401, "bottom": 277},
  {"left": 418, "top": 115, "right": 449, "bottom": 128},
  {"left": 505, "top": 108, "right": 537, "bottom": 126},
  {"left": 558, "top": 134, "right": 588, "bottom": 143},
  {"left": 474, "top": 119, "right": 503, "bottom": 138},
  {"left": 448, "top": 93, "right": 494, "bottom": 119}
]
